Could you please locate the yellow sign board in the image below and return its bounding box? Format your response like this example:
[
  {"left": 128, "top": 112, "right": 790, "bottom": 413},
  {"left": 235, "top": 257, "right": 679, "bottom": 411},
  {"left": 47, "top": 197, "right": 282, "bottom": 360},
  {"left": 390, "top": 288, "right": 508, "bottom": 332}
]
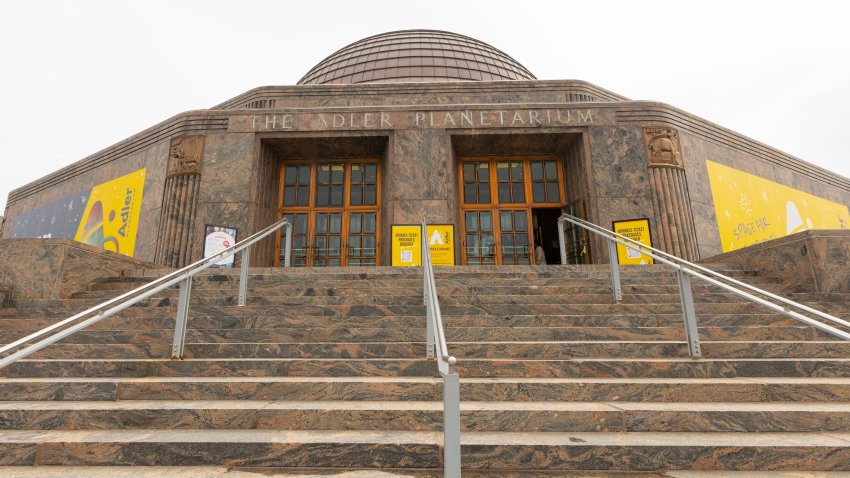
[
  {"left": 74, "top": 169, "right": 146, "bottom": 257},
  {"left": 707, "top": 161, "right": 850, "bottom": 252},
  {"left": 612, "top": 218, "right": 654, "bottom": 265},
  {"left": 425, "top": 224, "right": 455, "bottom": 266},
  {"left": 391, "top": 225, "right": 422, "bottom": 266},
  {"left": 391, "top": 224, "right": 456, "bottom": 267}
]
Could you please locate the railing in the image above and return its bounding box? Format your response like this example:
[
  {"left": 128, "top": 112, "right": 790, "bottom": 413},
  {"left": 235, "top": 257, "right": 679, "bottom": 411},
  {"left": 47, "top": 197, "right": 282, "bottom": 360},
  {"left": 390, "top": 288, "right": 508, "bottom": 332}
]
[
  {"left": 557, "top": 213, "right": 850, "bottom": 358},
  {"left": 422, "top": 220, "right": 461, "bottom": 477},
  {"left": 0, "top": 218, "right": 292, "bottom": 369}
]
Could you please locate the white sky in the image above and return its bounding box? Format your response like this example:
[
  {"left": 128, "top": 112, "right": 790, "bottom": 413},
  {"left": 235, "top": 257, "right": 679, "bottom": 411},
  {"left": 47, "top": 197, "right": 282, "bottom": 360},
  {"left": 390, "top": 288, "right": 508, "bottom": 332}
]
[{"left": 2, "top": 0, "right": 849, "bottom": 215}]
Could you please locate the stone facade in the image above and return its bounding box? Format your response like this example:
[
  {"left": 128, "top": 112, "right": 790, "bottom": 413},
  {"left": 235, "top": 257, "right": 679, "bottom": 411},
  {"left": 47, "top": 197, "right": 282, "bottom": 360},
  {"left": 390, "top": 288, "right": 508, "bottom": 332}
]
[{"left": 3, "top": 79, "right": 850, "bottom": 267}]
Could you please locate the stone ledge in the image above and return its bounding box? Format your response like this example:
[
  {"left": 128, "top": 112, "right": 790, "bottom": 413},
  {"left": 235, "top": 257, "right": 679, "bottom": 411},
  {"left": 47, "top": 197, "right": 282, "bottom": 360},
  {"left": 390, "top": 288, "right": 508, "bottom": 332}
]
[
  {"left": 702, "top": 230, "right": 850, "bottom": 293},
  {"left": 0, "top": 238, "right": 159, "bottom": 301}
]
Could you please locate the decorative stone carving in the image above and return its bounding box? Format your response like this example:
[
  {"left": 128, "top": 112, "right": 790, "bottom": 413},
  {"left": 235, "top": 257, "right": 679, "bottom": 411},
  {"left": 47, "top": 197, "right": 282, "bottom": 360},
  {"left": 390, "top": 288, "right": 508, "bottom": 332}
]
[
  {"left": 167, "top": 136, "right": 205, "bottom": 177},
  {"left": 642, "top": 127, "right": 699, "bottom": 260},
  {"left": 644, "top": 128, "right": 683, "bottom": 168},
  {"left": 156, "top": 135, "right": 204, "bottom": 267}
]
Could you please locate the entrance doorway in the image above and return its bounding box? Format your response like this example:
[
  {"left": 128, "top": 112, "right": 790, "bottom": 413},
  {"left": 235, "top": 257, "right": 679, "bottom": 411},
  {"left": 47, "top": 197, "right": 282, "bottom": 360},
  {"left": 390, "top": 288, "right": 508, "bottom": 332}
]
[
  {"left": 276, "top": 160, "right": 380, "bottom": 267},
  {"left": 532, "top": 208, "right": 562, "bottom": 265},
  {"left": 459, "top": 156, "right": 566, "bottom": 265}
]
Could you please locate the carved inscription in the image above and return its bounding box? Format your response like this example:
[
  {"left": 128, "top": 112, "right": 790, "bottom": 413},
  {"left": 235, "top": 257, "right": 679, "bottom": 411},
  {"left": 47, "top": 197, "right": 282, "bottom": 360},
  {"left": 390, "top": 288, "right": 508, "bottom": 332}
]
[
  {"left": 643, "top": 127, "right": 684, "bottom": 168},
  {"left": 167, "top": 136, "right": 205, "bottom": 177},
  {"left": 229, "top": 108, "right": 606, "bottom": 133}
]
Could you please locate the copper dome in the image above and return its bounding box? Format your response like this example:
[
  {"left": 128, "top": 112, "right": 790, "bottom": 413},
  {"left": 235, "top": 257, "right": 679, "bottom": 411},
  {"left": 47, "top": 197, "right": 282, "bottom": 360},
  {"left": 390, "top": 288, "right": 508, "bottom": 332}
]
[{"left": 298, "top": 30, "right": 536, "bottom": 85}]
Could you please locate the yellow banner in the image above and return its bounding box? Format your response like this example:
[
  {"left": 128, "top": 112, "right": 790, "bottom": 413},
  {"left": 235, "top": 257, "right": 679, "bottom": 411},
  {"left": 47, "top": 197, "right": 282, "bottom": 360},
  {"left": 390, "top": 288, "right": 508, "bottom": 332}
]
[
  {"left": 425, "top": 224, "right": 455, "bottom": 266},
  {"left": 707, "top": 161, "right": 849, "bottom": 252},
  {"left": 391, "top": 225, "right": 422, "bottom": 266},
  {"left": 75, "top": 169, "right": 146, "bottom": 257},
  {"left": 391, "top": 224, "right": 456, "bottom": 266},
  {"left": 612, "top": 218, "right": 654, "bottom": 265}
]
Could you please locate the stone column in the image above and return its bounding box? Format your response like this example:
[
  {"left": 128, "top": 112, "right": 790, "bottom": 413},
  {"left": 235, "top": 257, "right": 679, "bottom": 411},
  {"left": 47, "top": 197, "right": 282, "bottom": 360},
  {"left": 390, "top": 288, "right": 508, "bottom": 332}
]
[
  {"left": 643, "top": 128, "right": 699, "bottom": 261},
  {"left": 154, "top": 136, "right": 204, "bottom": 268}
]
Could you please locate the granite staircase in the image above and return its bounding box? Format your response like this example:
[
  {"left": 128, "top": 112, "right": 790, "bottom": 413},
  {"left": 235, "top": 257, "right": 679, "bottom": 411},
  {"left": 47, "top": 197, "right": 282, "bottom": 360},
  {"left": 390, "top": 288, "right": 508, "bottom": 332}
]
[{"left": 1, "top": 265, "right": 850, "bottom": 476}]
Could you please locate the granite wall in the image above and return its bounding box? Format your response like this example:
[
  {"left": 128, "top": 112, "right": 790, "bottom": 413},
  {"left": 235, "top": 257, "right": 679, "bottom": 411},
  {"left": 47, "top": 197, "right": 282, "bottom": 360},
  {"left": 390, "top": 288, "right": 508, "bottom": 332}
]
[
  {"left": 586, "top": 126, "right": 657, "bottom": 263},
  {"left": 2, "top": 112, "right": 230, "bottom": 265},
  {"left": 2, "top": 138, "right": 170, "bottom": 266},
  {"left": 0, "top": 239, "right": 157, "bottom": 301},
  {"left": 680, "top": 132, "right": 850, "bottom": 259},
  {"left": 190, "top": 132, "right": 257, "bottom": 266},
  {"left": 386, "top": 128, "right": 457, "bottom": 265},
  {"left": 703, "top": 230, "right": 850, "bottom": 293}
]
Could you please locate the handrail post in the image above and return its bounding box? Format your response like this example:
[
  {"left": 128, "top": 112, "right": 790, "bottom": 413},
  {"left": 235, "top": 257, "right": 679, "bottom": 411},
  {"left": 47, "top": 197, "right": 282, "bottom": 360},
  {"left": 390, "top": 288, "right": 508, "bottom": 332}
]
[
  {"left": 606, "top": 238, "right": 623, "bottom": 302},
  {"left": 238, "top": 245, "right": 251, "bottom": 307},
  {"left": 283, "top": 222, "right": 292, "bottom": 268},
  {"left": 676, "top": 269, "right": 702, "bottom": 358},
  {"left": 423, "top": 221, "right": 435, "bottom": 358},
  {"left": 171, "top": 276, "right": 193, "bottom": 359},
  {"left": 443, "top": 370, "right": 461, "bottom": 477},
  {"left": 426, "top": 285, "right": 435, "bottom": 359},
  {"left": 557, "top": 216, "right": 567, "bottom": 265}
]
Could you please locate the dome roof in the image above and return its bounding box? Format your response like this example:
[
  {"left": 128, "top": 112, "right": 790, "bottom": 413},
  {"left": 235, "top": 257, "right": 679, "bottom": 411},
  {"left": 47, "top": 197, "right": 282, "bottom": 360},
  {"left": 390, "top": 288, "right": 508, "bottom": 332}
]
[{"left": 298, "top": 30, "right": 536, "bottom": 85}]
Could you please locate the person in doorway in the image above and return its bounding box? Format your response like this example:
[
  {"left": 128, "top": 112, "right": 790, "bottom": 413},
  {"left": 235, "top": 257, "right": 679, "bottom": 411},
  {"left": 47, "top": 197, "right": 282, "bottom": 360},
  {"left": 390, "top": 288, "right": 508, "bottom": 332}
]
[
  {"left": 534, "top": 240, "right": 547, "bottom": 265},
  {"left": 548, "top": 239, "right": 560, "bottom": 264}
]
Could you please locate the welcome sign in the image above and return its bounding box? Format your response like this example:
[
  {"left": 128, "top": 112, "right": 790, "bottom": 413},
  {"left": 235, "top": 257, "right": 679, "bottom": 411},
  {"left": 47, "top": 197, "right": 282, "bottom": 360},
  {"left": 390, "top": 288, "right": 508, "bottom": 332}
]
[{"left": 391, "top": 224, "right": 456, "bottom": 266}]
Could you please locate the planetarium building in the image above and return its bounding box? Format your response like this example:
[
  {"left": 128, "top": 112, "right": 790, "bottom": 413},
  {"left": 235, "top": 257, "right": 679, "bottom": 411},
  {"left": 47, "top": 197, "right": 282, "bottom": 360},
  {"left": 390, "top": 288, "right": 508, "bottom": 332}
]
[{"left": 4, "top": 30, "right": 850, "bottom": 268}]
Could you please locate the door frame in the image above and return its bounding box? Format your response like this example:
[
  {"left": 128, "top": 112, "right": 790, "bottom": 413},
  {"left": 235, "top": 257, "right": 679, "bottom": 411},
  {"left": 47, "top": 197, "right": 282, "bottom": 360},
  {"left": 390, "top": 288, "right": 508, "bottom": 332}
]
[
  {"left": 274, "top": 158, "right": 382, "bottom": 267},
  {"left": 458, "top": 155, "right": 567, "bottom": 265}
]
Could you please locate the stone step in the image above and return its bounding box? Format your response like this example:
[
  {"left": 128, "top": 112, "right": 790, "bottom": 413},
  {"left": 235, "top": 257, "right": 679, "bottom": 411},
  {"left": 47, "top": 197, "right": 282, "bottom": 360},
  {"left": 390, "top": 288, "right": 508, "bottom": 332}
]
[
  {"left": 0, "top": 468, "right": 846, "bottom": 478},
  {"left": 455, "top": 357, "right": 850, "bottom": 378},
  {"left": 112, "top": 263, "right": 755, "bottom": 279},
  {"left": 7, "top": 301, "right": 841, "bottom": 319},
  {"left": 0, "top": 358, "right": 438, "bottom": 378},
  {"left": 184, "top": 341, "right": 850, "bottom": 360},
  {"left": 81, "top": 277, "right": 788, "bottom": 297},
  {"left": 449, "top": 341, "right": 850, "bottom": 360},
  {"left": 2, "top": 400, "right": 848, "bottom": 433},
  {"left": 63, "top": 291, "right": 846, "bottom": 308},
  {"left": 1, "top": 429, "right": 848, "bottom": 470},
  {"left": 71, "top": 284, "right": 746, "bottom": 300},
  {"left": 9, "top": 295, "right": 429, "bottom": 308},
  {"left": 0, "top": 429, "right": 440, "bottom": 467},
  {"left": 0, "top": 325, "right": 832, "bottom": 345},
  {"left": 0, "top": 313, "right": 839, "bottom": 337},
  {"left": 20, "top": 340, "right": 850, "bottom": 361},
  {"left": 4, "top": 377, "right": 850, "bottom": 402},
  {"left": 4, "top": 357, "right": 850, "bottom": 379}
]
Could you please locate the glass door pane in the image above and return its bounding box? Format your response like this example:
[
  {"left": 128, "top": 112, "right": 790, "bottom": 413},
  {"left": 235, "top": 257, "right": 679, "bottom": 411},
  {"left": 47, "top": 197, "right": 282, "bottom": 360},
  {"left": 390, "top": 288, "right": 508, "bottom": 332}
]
[
  {"left": 315, "top": 163, "right": 346, "bottom": 207},
  {"left": 348, "top": 212, "right": 377, "bottom": 266},
  {"left": 282, "top": 164, "right": 311, "bottom": 207},
  {"left": 464, "top": 211, "right": 495, "bottom": 265},
  {"left": 282, "top": 213, "right": 309, "bottom": 267},
  {"left": 499, "top": 210, "right": 530, "bottom": 264},
  {"left": 496, "top": 161, "right": 525, "bottom": 204},
  {"left": 313, "top": 212, "right": 342, "bottom": 267}
]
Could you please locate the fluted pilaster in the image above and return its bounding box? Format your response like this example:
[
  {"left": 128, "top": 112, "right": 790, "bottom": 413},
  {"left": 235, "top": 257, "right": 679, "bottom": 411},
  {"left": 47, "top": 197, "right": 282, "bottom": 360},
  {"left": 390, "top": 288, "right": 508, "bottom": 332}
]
[
  {"left": 154, "top": 136, "right": 205, "bottom": 268},
  {"left": 644, "top": 128, "right": 699, "bottom": 261}
]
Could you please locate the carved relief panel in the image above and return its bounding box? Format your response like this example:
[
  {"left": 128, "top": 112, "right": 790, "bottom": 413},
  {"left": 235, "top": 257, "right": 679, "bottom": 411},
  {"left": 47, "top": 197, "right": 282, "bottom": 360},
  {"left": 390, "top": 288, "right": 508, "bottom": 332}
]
[
  {"left": 643, "top": 127, "right": 683, "bottom": 168},
  {"left": 167, "top": 135, "right": 205, "bottom": 177}
]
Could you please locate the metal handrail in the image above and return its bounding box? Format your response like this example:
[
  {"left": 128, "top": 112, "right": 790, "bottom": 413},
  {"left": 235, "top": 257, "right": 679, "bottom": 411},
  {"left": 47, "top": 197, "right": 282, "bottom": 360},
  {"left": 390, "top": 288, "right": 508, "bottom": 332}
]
[
  {"left": 558, "top": 213, "right": 850, "bottom": 357},
  {"left": 421, "top": 220, "right": 460, "bottom": 477},
  {"left": 0, "top": 217, "right": 292, "bottom": 369}
]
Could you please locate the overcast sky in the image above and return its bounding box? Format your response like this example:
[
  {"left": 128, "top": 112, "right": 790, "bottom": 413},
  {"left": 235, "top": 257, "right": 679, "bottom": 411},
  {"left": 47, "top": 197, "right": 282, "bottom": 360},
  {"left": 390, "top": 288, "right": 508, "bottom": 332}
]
[{"left": 2, "top": 0, "right": 849, "bottom": 215}]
